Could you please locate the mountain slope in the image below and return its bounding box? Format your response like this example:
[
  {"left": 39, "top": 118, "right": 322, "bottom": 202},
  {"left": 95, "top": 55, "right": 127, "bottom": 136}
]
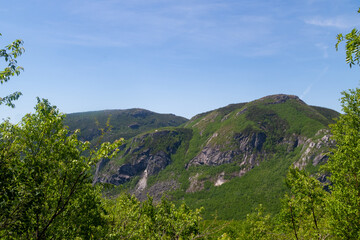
[
  {"left": 89, "top": 95, "right": 339, "bottom": 219},
  {"left": 64, "top": 108, "right": 188, "bottom": 143}
]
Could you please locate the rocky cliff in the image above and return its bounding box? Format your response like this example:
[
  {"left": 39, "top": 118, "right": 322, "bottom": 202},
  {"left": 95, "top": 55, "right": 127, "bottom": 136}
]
[{"left": 93, "top": 128, "right": 192, "bottom": 186}]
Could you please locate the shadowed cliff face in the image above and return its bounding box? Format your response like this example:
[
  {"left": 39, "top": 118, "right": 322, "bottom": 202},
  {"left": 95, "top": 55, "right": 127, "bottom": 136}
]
[
  {"left": 93, "top": 129, "right": 192, "bottom": 186},
  {"left": 103, "top": 151, "right": 171, "bottom": 185}
]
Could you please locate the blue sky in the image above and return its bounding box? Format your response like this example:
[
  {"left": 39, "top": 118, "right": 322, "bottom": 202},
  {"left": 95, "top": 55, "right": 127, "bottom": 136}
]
[{"left": 1, "top": 0, "right": 360, "bottom": 122}]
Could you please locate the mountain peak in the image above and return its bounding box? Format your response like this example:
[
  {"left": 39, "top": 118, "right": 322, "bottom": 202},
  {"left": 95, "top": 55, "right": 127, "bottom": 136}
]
[{"left": 257, "top": 94, "right": 305, "bottom": 105}]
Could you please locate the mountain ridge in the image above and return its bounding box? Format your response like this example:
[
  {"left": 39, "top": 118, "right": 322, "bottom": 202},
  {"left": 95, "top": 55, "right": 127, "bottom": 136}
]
[
  {"left": 65, "top": 108, "right": 188, "bottom": 143},
  {"left": 65, "top": 94, "right": 339, "bottom": 219}
]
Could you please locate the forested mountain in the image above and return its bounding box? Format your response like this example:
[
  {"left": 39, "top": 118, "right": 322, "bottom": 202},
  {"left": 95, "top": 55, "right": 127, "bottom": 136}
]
[
  {"left": 65, "top": 108, "right": 188, "bottom": 143},
  {"left": 65, "top": 94, "right": 338, "bottom": 220}
]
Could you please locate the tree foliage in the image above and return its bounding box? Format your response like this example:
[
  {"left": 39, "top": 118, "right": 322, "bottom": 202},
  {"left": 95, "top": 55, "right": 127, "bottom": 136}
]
[
  {"left": 277, "top": 168, "right": 329, "bottom": 240},
  {"left": 335, "top": 8, "right": 360, "bottom": 67},
  {"left": 330, "top": 7, "right": 360, "bottom": 238},
  {"left": 0, "top": 98, "right": 206, "bottom": 239},
  {"left": 0, "top": 99, "right": 122, "bottom": 239},
  {"left": 238, "top": 204, "right": 273, "bottom": 240},
  {"left": 325, "top": 88, "right": 360, "bottom": 238},
  {"left": 0, "top": 33, "right": 24, "bottom": 107},
  {"left": 103, "top": 194, "right": 203, "bottom": 239}
]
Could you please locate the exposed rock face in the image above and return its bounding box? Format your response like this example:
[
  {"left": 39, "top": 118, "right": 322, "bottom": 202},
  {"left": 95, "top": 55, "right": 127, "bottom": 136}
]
[
  {"left": 214, "top": 172, "right": 227, "bottom": 186},
  {"left": 186, "top": 173, "right": 204, "bottom": 193},
  {"left": 187, "top": 129, "right": 333, "bottom": 178},
  {"left": 294, "top": 129, "right": 335, "bottom": 169},
  {"left": 135, "top": 169, "right": 148, "bottom": 193},
  {"left": 187, "top": 132, "right": 267, "bottom": 167},
  {"left": 187, "top": 147, "right": 235, "bottom": 167},
  {"left": 94, "top": 130, "right": 186, "bottom": 185},
  {"left": 258, "top": 94, "right": 305, "bottom": 105},
  {"left": 95, "top": 150, "right": 171, "bottom": 186},
  {"left": 234, "top": 132, "right": 267, "bottom": 152},
  {"left": 134, "top": 180, "right": 180, "bottom": 202},
  {"left": 92, "top": 158, "right": 110, "bottom": 185},
  {"left": 282, "top": 134, "right": 307, "bottom": 152}
]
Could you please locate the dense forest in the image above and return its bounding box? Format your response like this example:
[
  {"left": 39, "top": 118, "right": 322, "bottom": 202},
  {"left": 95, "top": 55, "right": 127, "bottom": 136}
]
[{"left": 2, "top": 6, "right": 360, "bottom": 240}]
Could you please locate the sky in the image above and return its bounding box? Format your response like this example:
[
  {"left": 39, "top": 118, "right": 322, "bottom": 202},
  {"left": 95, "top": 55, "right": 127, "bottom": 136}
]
[{"left": 1, "top": 0, "right": 360, "bottom": 122}]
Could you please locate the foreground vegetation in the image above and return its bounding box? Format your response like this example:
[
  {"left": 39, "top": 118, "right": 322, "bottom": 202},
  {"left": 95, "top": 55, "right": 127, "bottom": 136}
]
[
  {"left": 0, "top": 99, "right": 203, "bottom": 239},
  {"left": 1, "top": 94, "right": 360, "bottom": 239}
]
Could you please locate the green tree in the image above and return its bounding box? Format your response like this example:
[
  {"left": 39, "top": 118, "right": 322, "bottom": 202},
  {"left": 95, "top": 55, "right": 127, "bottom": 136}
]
[
  {"left": 238, "top": 204, "right": 273, "bottom": 240},
  {"left": 277, "top": 168, "right": 329, "bottom": 240},
  {"left": 335, "top": 7, "right": 360, "bottom": 68},
  {"left": 326, "top": 88, "right": 360, "bottom": 238},
  {"left": 0, "top": 98, "right": 122, "bottom": 239},
  {"left": 103, "top": 194, "right": 203, "bottom": 239},
  {"left": 327, "top": 7, "right": 360, "bottom": 238},
  {"left": 0, "top": 33, "right": 24, "bottom": 107}
]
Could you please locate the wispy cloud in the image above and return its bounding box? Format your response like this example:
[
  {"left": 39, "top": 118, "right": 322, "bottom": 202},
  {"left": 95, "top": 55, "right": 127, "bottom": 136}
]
[
  {"left": 304, "top": 17, "right": 352, "bottom": 29},
  {"left": 300, "top": 66, "right": 329, "bottom": 99},
  {"left": 60, "top": 0, "right": 276, "bottom": 53},
  {"left": 300, "top": 83, "right": 314, "bottom": 99}
]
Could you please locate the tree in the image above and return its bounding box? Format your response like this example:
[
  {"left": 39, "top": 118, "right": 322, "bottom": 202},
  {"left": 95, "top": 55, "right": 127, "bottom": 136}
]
[
  {"left": 335, "top": 7, "right": 360, "bottom": 68},
  {"left": 325, "top": 88, "right": 360, "bottom": 238},
  {"left": 325, "top": 7, "right": 360, "bottom": 238},
  {"left": 0, "top": 33, "right": 24, "bottom": 107},
  {"left": 0, "top": 98, "right": 122, "bottom": 239},
  {"left": 277, "top": 168, "right": 329, "bottom": 240},
  {"left": 103, "top": 194, "right": 203, "bottom": 239},
  {"left": 238, "top": 204, "right": 273, "bottom": 240}
]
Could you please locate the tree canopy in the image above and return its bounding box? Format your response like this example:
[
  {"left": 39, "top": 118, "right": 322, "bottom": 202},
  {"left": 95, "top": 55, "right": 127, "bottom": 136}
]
[
  {"left": 0, "top": 99, "right": 122, "bottom": 239},
  {"left": 336, "top": 7, "right": 360, "bottom": 67},
  {"left": 0, "top": 33, "right": 24, "bottom": 107}
]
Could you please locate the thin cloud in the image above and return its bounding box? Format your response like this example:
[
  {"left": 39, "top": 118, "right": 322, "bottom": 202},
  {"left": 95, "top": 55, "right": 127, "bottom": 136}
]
[
  {"left": 300, "top": 83, "right": 313, "bottom": 99},
  {"left": 304, "top": 17, "right": 352, "bottom": 29},
  {"left": 300, "top": 66, "right": 329, "bottom": 99},
  {"left": 58, "top": 0, "right": 277, "bottom": 53}
]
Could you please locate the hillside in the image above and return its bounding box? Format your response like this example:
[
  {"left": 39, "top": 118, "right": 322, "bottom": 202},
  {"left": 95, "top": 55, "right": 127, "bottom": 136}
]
[
  {"left": 76, "top": 95, "right": 339, "bottom": 220},
  {"left": 64, "top": 108, "right": 188, "bottom": 144}
]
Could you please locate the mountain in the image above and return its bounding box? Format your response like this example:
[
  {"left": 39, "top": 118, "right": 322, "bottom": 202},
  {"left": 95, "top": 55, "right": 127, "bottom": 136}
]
[
  {"left": 69, "top": 95, "right": 339, "bottom": 220},
  {"left": 64, "top": 108, "right": 188, "bottom": 143}
]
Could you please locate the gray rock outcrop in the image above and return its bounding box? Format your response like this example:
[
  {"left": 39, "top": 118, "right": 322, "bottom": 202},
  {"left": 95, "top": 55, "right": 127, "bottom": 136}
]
[{"left": 93, "top": 130, "right": 185, "bottom": 185}]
